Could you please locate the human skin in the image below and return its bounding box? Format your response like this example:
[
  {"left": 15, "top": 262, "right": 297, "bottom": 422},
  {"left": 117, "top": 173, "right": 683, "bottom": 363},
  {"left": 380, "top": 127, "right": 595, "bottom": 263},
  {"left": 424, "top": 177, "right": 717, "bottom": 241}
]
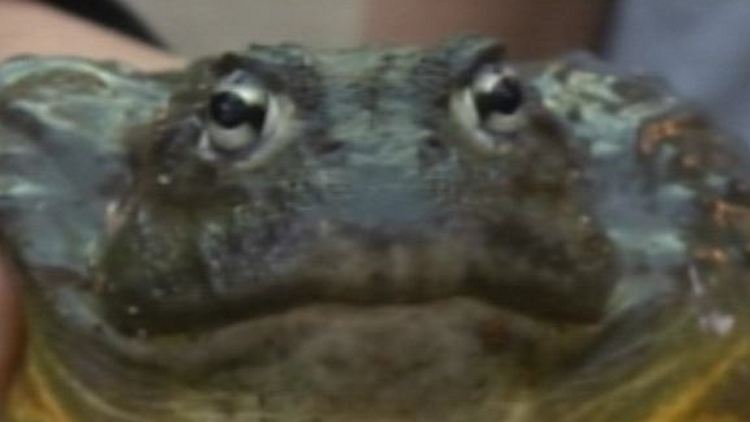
[
  {"left": 363, "top": 0, "right": 611, "bottom": 59},
  {"left": 0, "top": 0, "right": 183, "bottom": 70},
  {"left": 0, "top": 252, "right": 22, "bottom": 403},
  {"left": 0, "top": 0, "right": 610, "bottom": 403}
]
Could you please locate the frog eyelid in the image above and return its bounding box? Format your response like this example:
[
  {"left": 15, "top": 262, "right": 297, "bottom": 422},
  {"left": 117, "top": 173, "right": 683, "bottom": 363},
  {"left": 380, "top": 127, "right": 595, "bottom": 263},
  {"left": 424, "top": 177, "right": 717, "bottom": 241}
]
[
  {"left": 437, "top": 35, "right": 506, "bottom": 84},
  {"left": 452, "top": 46, "right": 506, "bottom": 88},
  {"left": 212, "top": 55, "right": 287, "bottom": 92}
]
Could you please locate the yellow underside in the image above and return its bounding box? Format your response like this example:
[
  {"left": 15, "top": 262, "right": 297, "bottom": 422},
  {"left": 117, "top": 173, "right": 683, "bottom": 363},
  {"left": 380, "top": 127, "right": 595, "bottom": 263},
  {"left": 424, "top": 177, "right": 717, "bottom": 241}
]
[
  {"left": 645, "top": 339, "right": 750, "bottom": 422},
  {"left": 6, "top": 359, "right": 72, "bottom": 422},
  {"left": 5, "top": 339, "right": 749, "bottom": 422}
]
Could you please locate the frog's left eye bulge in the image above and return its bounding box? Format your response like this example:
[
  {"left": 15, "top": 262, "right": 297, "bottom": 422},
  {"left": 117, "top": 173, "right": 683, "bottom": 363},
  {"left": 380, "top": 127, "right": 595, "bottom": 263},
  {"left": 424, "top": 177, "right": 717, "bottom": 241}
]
[
  {"left": 451, "top": 63, "right": 529, "bottom": 154},
  {"left": 198, "top": 70, "right": 296, "bottom": 168},
  {"left": 207, "top": 87, "right": 270, "bottom": 152},
  {"left": 209, "top": 91, "right": 267, "bottom": 131}
]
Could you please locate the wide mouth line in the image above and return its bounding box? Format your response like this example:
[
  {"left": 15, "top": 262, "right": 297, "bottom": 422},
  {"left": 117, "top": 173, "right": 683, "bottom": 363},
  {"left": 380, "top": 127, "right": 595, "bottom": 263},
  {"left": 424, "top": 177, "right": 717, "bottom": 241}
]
[
  {"left": 98, "top": 230, "right": 613, "bottom": 336},
  {"left": 99, "top": 234, "right": 611, "bottom": 333},
  {"left": 67, "top": 205, "right": 619, "bottom": 339},
  {"left": 201, "top": 272, "right": 607, "bottom": 323},
  {"left": 59, "top": 295, "right": 597, "bottom": 377}
]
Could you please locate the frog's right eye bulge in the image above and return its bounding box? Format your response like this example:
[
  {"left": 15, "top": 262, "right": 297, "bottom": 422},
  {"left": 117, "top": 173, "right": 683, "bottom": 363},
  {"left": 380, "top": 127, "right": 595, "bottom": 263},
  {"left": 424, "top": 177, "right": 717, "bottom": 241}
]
[
  {"left": 471, "top": 66, "right": 524, "bottom": 128},
  {"left": 450, "top": 63, "right": 529, "bottom": 155}
]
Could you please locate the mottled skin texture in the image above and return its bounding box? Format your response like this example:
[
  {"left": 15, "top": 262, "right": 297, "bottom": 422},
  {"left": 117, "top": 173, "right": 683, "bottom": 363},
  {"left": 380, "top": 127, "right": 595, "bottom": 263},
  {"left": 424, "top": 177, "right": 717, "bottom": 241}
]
[{"left": 1, "top": 37, "right": 749, "bottom": 421}]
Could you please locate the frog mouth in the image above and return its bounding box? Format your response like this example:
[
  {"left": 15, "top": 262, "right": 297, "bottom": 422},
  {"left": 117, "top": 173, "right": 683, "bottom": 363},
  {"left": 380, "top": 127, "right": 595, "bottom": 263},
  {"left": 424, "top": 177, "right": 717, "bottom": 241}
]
[
  {"left": 245, "top": 231, "right": 610, "bottom": 322},
  {"left": 42, "top": 217, "right": 616, "bottom": 399},
  {"left": 101, "top": 217, "right": 616, "bottom": 336}
]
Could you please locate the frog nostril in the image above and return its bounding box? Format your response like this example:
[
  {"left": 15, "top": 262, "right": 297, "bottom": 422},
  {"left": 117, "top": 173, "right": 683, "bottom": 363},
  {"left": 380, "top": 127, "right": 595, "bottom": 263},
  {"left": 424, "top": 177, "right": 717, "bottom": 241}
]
[
  {"left": 419, "top": 136, "right": 450, "bottom": 166},
  {"left": 311, "top": 140, "right": 345, "bottom": 155},
  {"left": 424, "top": 136, "right": 445, "bottom": 150}
]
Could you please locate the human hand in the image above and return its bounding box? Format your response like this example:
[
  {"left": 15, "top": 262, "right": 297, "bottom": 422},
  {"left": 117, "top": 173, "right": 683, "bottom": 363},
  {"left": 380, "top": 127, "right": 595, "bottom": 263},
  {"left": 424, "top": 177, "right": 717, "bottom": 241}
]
[
  {"left": 0, "top": 1, "right": 182, "bottom": 407},
  {"left": 0, "top": 254, "right": 23, "bottom": 404},
  {"left": 0, "top": 0, "right": 183, "bottom": 71}
]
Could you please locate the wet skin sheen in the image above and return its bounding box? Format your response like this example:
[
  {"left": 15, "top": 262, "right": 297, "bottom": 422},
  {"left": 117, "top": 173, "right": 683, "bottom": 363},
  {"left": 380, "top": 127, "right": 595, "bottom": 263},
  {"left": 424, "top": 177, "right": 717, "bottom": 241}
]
[{"left": 1, "top": 37, "right": 750, "bottom": 421}]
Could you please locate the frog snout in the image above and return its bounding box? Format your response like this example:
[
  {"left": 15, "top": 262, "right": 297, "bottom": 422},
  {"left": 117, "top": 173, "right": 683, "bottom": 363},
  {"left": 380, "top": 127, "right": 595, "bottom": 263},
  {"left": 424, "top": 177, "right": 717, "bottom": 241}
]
[{"left": 316, "top": 164, "right": 439, "bottom": 232}]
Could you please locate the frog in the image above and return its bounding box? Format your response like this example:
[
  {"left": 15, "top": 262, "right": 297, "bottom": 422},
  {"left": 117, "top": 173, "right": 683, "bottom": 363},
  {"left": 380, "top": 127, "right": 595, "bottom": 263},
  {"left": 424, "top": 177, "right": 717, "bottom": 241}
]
[{"left": 2, "top": 35, "right": 750, "bottom": 422}]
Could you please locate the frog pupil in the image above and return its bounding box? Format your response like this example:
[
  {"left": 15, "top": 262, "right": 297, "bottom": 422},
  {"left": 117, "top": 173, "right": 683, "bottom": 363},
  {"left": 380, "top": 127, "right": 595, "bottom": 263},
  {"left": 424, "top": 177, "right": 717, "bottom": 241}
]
[
  {"left": 474, "top": 76, "right": 523, "bottom": 119},
  {"left": 209, "top": 92, "right": 267, "bottom": 131}
]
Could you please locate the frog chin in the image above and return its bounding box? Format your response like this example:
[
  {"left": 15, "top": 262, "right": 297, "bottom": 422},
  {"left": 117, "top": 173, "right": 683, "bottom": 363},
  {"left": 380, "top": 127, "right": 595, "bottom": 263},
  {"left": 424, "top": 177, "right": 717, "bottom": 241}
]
[
  {"left": 18, "top": 289, "right": 595, "bottom": 422},
  {"left": 36, "top": 210, "right": 613, "bottom": 415},
  {"left": 145, "top": 298, "right": 595, "bottom": 407},
  {"left": 45, "top": 292, "right": 596, "bottom": 417}
]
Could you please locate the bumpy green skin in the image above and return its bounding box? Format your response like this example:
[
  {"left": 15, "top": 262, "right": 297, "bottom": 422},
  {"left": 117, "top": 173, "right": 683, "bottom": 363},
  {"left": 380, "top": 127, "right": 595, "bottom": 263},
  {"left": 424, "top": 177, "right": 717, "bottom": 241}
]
[{"left": 1, "top": 37, "right": 750, "bottom": 421}]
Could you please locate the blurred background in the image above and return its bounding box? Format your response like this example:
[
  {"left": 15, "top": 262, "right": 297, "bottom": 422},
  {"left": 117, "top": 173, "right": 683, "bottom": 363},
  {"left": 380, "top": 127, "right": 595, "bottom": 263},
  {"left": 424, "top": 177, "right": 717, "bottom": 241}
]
[
  {"left": 122, "top": 0, "right": 371, "bottom": 54},
  {"left": 0, "top": 0, "right": 748, "bottom": 142},
  {"left": 118, "top": 0, "right": 606, "bottom": 59},
  {"left": 119, "top": 0, "right": 750, "bottom": 146}
]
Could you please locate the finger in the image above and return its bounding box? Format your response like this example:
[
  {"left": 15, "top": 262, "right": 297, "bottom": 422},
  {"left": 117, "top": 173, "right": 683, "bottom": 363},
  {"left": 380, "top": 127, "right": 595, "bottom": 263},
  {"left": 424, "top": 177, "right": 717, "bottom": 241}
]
[{"left": 0, "top": 252, "right": 23, "bottom": 402}]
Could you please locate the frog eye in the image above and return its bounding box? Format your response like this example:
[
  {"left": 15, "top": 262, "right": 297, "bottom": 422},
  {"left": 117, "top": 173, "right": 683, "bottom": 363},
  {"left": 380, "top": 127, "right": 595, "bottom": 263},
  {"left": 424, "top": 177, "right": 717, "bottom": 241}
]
[
  {"left": 207, "top": 85, "right": 270, "bottom": 152},
  {"left": 472, "top": 65, "right": 524, "bottom": 124},
  {"left": 450, "top": 64, "right": 528, "bottom": 154},
  {"left": 199, "top": 70, "right": 295, "bottom": 168}
]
